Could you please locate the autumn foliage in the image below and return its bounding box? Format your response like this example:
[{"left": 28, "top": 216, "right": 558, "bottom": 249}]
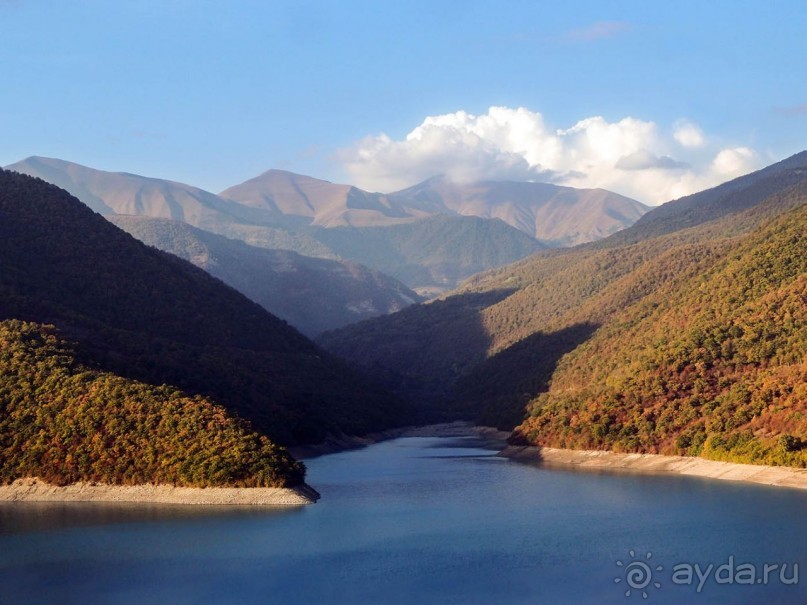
[{"left": 0, "top": 320, "right": 305, "bottom": 487}]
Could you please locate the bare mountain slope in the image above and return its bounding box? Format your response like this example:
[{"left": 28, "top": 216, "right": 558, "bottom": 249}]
[
  {"left": 5, "top": 157, "right": 334, "bottom": 258},
  {"left": 221, "top": 169, "right": 649, "bottom": 245},
  {"left": 7, "top": 157, "right": 647, "bottom": 294},
  {"left": 389, "top": 177, "right": 649, "bottom": 246},
  {"left": 220, "top": 169, "right": 425, "bottom": 228}
]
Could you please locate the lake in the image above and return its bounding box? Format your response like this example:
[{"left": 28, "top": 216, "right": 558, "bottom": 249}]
[{"left": 0, "top": 435, "right": 804, "bottom": 604}]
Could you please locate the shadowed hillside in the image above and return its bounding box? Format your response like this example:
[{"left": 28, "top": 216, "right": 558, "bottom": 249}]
[
  {"left": 0, "top": 169, "right": 412, "bottom": 487},
  {"left": 109, "top": 216, "right": 421, "bottom": 336}
]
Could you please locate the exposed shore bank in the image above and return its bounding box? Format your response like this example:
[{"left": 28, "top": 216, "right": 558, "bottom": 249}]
[
  {"left": 0, "top": 478, "right": 320, "bottom": 506},
  {"left": 502, "top": 445, "right": 807, "bottom": 490},
  {"left": 0, "top": 423, "right": 494, "bottom": 506},
  {"left": 290, "top": 421, "right": 509, "bottom": 459}
]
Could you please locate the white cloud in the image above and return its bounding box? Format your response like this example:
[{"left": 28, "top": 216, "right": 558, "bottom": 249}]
[
  {"left": 338, "top": 106, "right": 763, "bottom": 205},
  {"left": 712, "top": 147, "right": 758, "bottom": 176},
  {"left": 673, "top": 120, "right": 706, "bottom": 148},
  {"left": 615, "top": 149, "right": 690, "bottom": 171}
]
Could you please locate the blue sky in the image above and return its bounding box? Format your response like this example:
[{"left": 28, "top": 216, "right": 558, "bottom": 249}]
[{"left": 1, "top": 0, "right": 806, "bottom": 203}]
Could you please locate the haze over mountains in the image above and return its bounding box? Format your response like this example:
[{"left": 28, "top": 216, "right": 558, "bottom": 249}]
[
  {"left": 7, "top": 156, "right": 648, "bottom": 294},
  {"left": 320, "top": 151, "right": 807, "bottom": 468},
  {"left": 109, "top": 216, "right": 421, "bottom": 336}
]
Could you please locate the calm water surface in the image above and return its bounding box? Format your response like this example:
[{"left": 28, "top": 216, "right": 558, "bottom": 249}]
[{"left": 0, "top": 435, "right": 805, "bottom": 604}]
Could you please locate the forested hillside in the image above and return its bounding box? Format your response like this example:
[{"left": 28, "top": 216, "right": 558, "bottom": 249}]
[
  {"left": 320, "top": 152, "right": 807, "bottom": 467},
  {"left": 0, "top": 320, "right": 303, "bottom": 487},
  {"left": 513, "top": 204, "right": 807, "bottom": 467},
  {"left": 0, "top": 170, "right": 411, "bottom": 486}
]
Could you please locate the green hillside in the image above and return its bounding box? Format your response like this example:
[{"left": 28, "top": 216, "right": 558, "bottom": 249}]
[{"left": 0, "top": 169, "right": 411, "bottom": 486}]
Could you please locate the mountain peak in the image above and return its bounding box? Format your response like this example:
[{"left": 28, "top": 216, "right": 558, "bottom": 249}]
[{"left": 388, "top": 176, "right": 648, "bottom": 245}]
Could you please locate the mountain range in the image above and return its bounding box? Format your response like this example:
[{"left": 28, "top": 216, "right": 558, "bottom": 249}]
[
  {"left": 220, "top": 169, "right": 648, "bottom": 245},
  {"left": 319, "top": 151, "right": 807, "bottom": 468},
  {"left": 7, "top": 157, "right": 648, "bottom": 293},
  {"left": 0, "top": 169, "right": 412, "bottom": 487}
]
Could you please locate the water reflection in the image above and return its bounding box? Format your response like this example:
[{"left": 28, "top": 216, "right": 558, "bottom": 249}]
[{"left": 0, "top": 500, "right": 303, "bottom": 536}]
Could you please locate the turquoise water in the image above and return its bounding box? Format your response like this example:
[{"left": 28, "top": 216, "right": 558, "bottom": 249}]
[{"left": 0, "top": 435, "right": 804, "bottom": 604}]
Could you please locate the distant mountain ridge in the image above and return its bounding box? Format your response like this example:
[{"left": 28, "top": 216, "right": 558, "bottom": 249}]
[
  {"left": 5, "top": 156, "right": 335, "bottom": 258},
  {"left": 110, "top": 215, "right": 421, "bottom": 336},
  {"left": 6, "top": 156, "right": 647, "bottom": 293},
  {"left": 7, "top": 155, "right": 245, "bottom": 225},
  {"left": 312, "top": 214, "right": 546, "bottom": 296},
  {"left": 219, "top": 169, "right": 427, "bottom": 229},
  {"left": 387, "top": 176, "right": 648, "bottom": 246},
  {"left": 220, "top": 168, "right": 649, "bottom": 245}
]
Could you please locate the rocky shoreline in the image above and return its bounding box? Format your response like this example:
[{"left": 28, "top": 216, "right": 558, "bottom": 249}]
[
  {"left": 0, "top": 478, "right": 320, "bottom": 506},
  {"left": 501, "top": 445, "right": 807, "bottom": 490}
]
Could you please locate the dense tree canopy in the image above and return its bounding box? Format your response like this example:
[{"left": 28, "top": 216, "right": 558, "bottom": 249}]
[
  {"left": 514, "top": 205, "right": 807, "bottom": 467},
  {"left": 322, "top": 153, "right": 807, "bottom": 468},
  {"left": 0, "top": 320, "right": 304, "bottom": 487}
]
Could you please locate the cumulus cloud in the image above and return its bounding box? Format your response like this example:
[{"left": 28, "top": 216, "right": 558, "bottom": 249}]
[
  {"left": 338, "top": 106, "right": 763, "bottom": 205},
  {"left": 712, "top": 146, "right": 758, "bottom": 176},
  {"left": 615, "top": 150, "right": 690, "bottom": 171},
  {"left": 673, "top": 120, "right": 706, "bottom": 148}
]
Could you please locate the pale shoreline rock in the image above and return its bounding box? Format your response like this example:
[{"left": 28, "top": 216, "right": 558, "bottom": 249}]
[
  {"left": 13, "top": 428, "right": 803, "bottom": 507},
  {"left": 0, "top": 478, "right": 320, "bottom": 506},
  {"left": 501, "top": 446, "right": 807, "bottom": 490}
]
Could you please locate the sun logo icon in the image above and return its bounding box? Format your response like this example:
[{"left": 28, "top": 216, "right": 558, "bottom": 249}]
[{"left": 614, "top": 550, "right": 663, "bottom": 599}]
